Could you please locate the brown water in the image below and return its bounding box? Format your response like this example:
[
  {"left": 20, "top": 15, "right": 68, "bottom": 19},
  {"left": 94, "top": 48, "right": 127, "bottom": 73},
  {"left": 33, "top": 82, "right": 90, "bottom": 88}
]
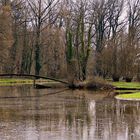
[{"left": 0, "top": 85, "right": 139, "bottom": 140}]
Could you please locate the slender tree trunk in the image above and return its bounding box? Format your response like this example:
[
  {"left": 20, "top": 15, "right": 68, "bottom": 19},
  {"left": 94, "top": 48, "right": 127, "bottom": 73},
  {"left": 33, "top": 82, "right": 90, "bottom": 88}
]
[
  {"left": 35, "top": 18, "right": 41, "bottom": 75},
  {"left": 75, "top": 23, "right": 81, "bottom": 80},
  {"left": 35, "top": 38, "right": 41, "bottom": 75}
]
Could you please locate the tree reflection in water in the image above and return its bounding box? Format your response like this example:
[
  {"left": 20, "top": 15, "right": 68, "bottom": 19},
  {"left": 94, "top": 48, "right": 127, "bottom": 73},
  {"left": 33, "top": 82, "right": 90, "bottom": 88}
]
[{"left": 0, "top": 86, "right": 139, "bottom": 140}]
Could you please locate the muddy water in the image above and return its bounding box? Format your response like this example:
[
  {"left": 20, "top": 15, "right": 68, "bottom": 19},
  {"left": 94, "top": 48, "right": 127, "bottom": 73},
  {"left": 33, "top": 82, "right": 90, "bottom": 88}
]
[{"left": 0, "top": 85, "right": 139, "bottom": 140}]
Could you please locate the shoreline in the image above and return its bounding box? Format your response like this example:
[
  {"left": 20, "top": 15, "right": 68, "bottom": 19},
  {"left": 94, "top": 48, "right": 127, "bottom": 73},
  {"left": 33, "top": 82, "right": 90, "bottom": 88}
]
[{"left": 115, "top": 96, "right": 140, "bottom": 101}]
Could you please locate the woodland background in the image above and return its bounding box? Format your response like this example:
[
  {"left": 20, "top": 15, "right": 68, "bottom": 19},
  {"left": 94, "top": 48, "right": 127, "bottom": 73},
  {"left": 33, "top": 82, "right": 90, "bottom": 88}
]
[{"left": 0, "top": 0, "right": 140, "bottom": 81}]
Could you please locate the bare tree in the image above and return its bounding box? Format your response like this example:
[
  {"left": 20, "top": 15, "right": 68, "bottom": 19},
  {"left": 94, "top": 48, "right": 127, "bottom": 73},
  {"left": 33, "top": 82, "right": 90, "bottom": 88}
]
[
  {"left": 123, "top": 0, "right": 140, "bottom": 81},
  {"left": 0, "top": 0, "right": 13, "bottom": 73},
  {"left": 92, "top": 0, "right": 108, "bottom": 76},
  {"left": 27, "top": 0, "right": 60, "bottom": 75},
  {"left": 62, "top": 0, "right": 94, "bottom": 80},
  {"left": 106, "top": 0, "right": 124, "bottom": 80}
]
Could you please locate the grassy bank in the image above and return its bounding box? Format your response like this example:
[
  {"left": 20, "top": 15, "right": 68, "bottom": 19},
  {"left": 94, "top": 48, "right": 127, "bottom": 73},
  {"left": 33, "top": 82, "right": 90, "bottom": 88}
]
[
  {"left": 0, "top": 78, "right": 33, "bottom": 86},
  {"left": 116, "top": 92, "right": 140, "bottom": 100},
  {"left": 0, "top": 78, "right": 67, "bottom": 87},
  {"left": 112, "top": 81, "right": 140, "bottom": 100},
  {"left": 112, "top": 81, "right": 140, "bottom": 89},
  {"left": 115, "top": 90, "right": 139, "bottom": 93}
]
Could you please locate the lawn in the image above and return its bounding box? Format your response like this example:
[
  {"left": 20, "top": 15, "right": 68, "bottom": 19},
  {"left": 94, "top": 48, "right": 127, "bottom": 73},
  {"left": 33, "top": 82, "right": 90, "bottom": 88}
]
[
  {"left": 116, "top": 92, "right": 140, "bottom": 100},
  {"left": 0, "top": 78, "right": 61, "bottom": 86},
  {"left": 115, "top": 90, "right": 139, "bottom": 93},
  {"left": 112, "top": 81, "right": 140, "bottom": 100},
  {"left": 112, "top": 81, "right": 140, "bottom": 89},
  {"left": 0, "top": 78, "right": 33, "bottom": 86}
]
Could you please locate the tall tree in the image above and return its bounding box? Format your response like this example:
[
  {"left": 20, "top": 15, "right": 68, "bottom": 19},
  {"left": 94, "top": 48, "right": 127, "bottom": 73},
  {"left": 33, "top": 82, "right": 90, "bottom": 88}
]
[
  {"left": 92, "top": 0, "right": 108, "bottom": 76},
  {"left": 0, "top": 0, "right": 13, "bottom": 73},
  {"left": 107, "top": 0, "right": 124, "bottom": 80},
  {"left": 124, "top": 0, "right": 140, "bottom": 80},
  {"left": 27, "top": 0, "right": 59, "bottom": 75}
]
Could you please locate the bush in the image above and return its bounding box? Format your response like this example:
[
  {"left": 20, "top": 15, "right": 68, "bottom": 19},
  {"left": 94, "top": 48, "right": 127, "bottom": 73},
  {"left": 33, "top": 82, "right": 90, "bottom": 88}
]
[
  {"left": 85, "top": 76, "right": 114, "bottom": 90},
  {"left": 125, "top": 77, "right": 133, "bottom": 82},
  {"left": 112, "top": 74, "right": 120, "bottom": 82}
]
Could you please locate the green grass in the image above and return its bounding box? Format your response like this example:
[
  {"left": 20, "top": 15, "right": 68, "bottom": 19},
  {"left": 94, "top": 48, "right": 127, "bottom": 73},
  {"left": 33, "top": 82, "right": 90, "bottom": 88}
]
[
  {"left": 112, "top": 81, "right": 140, "bottom": 100},
  {"left": 115, "top": 90, "right": 139, "bottom": 93},
  {"left": 116, "top": 92, "right": 140, "bottom": 99},
  {"left": 112, "top": 81, "right": 140, "bottom": 89},
  {"left": 0, "top": 78, "right": 61, "bottom": 86},
  {"left": 0, "top": 78, "right": 33, "bottom": 86}
]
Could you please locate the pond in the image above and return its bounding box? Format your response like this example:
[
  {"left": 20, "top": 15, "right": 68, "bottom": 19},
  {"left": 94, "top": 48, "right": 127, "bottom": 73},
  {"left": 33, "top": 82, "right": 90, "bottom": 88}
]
[{"left": 0, "top": 85, "right": 139, "bottom": 140}]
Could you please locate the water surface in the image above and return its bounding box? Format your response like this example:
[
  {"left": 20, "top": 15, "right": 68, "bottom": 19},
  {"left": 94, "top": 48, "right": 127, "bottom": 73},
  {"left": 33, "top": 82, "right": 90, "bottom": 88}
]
[{"left": 0, "top": 85, "right": 139, "bottom": 140}]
